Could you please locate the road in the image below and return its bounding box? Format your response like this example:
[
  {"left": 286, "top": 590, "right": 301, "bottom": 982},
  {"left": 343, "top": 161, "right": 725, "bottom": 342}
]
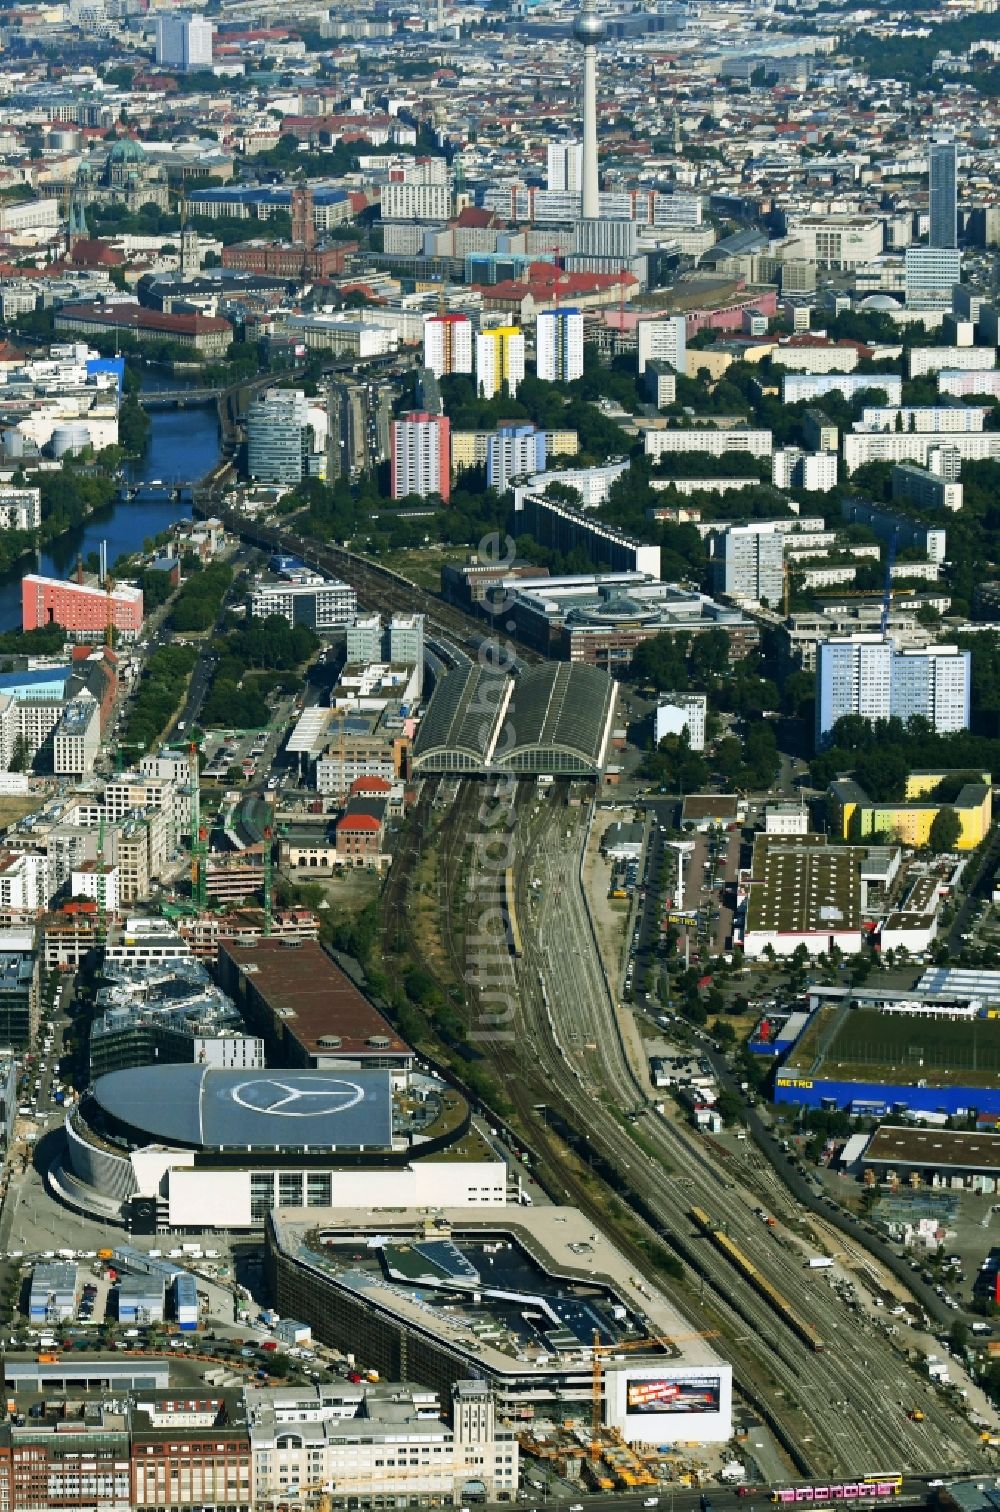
[{"left": 462, "top": 789, "right": 989, "bottom": 1477}]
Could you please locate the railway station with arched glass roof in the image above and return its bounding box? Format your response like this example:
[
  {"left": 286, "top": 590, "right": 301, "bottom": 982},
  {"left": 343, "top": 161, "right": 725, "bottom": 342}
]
[{"left": 412, "top": 662, "right": 616, "bottom": 777}]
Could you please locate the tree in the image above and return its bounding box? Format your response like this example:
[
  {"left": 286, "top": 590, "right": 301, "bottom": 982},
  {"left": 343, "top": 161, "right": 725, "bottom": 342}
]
[
  {"left": 928, "top": 806, "right": 962, "bottom": 853},
  {"left": 9, "top": 734, "right": 33, "bottom": 772}
]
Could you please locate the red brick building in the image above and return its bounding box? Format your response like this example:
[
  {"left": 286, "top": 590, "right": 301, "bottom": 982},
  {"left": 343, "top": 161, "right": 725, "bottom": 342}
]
[
  {"left": 335, "top": 797, "right": 386, "bottom": 864},
  {"left": 221, "top": 240, "right": 357, "bottom": 278}
]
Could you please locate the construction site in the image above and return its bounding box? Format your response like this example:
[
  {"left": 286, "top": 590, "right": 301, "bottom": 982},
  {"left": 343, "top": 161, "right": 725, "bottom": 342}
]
[{"left": 268, "top": 1206, "right": 735, "bottom": 1452}]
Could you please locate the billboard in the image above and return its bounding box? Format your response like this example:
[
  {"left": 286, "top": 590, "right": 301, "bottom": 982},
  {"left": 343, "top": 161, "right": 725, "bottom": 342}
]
[
  {"left": 606, "top": 1364, "right": 733, "bottom": 1445},
  {"left": 625, "top": 1374, "right": 721, "bottom": 1415}
]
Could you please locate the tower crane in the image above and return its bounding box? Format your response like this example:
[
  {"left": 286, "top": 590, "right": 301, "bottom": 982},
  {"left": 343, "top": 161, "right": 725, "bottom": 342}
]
[
  {"left": 188, "top": 740, "right": 207, "bottom": 909},
  {"left": 589, "top": 1328, "right": 718, "bottom": 1454}
]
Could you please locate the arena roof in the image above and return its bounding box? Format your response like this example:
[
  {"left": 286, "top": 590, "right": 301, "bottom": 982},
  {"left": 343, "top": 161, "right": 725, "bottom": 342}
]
[
  {"left": 90, "top": 1065, "right": 394, "bottom": 1151},
  {"left": 412, "top": 662, "right": 615, "bottom": 776}
]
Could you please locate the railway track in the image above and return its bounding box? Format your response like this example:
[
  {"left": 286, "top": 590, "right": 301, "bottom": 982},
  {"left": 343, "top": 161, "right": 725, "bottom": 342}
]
[
  {"left": 195, "top": 502, "right": 540, "bottom": 665},
  {"left": 452, "top": 789, "right": 984, "bottom": 1478}
]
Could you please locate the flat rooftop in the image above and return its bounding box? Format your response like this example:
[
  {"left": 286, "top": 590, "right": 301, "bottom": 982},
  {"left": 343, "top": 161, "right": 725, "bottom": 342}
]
[
  {"left": 745, "top": 834, "right": 862, "bottom": 935},
  {"left": 864, "top": 1125, "right": 1000, "bottom": 1173},
  {"left": 271, "top": 1205, "right": 720, "bottom": 1380},
  {"left": 786, "top": 1002, "right": 1000, "bottom": 1089},
  {"left": 219, "top": 939, "right": 410, "bottom": 1064}
]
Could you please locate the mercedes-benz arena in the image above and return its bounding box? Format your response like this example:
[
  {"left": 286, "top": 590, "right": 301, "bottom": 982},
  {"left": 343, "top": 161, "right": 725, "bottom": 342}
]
[{"left": 54, "top": 1064, "right": 507, "bottom": 1232}]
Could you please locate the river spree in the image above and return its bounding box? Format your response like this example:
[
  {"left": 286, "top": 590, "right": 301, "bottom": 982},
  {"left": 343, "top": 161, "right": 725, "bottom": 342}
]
[{"left": 0, "top": 399, "right": 221, "bottom": 632}]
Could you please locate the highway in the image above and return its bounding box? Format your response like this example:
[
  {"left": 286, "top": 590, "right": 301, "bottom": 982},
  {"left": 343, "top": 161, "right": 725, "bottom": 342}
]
[{"left": 460, "top": 788, "right": 986, "bottom": 1478}]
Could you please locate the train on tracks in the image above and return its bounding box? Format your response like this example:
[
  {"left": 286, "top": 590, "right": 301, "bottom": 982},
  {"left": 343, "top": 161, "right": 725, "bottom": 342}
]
[
  {"left": 771, "top": 1483, "right": 902, "bottom": 1503},
  {"left": 504, "top": 867, "right": 523, "bottom": 958},
  {"left": 689, "top": 1206, "right": 825, "bottom": 1352}
]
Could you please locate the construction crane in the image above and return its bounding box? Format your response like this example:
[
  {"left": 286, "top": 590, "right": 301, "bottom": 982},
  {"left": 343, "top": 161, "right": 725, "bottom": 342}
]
[
  {"left": 268, "top": 1476, "right": 334, "bottom": 1512},
  {"left": 589, "top": 1328, "right": 719, "bottom": 1453},
  {"left": 105, "top": 571, "right": 116, "bottom": 649},
  {"left": 262, "top": 825, "right": 273, "bottom": 936},
  {"left": 880, "top": 525, "right": 899, "bottom": 636},
  {"left": 96, "top": 812, "right": 107, "bottom": 943},
  {"left": 188, "top": 741, "right": 208, "bottom": 909}
]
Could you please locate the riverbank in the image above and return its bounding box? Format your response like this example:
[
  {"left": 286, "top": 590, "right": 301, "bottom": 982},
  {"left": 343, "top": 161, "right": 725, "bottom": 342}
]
[{"left": 0, "top": 398, "right": 222, "bottom": 632}]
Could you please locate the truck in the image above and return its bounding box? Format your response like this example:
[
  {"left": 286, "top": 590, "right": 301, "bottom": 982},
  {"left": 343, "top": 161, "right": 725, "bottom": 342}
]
[{"left": 806, "top": 1257, "right": 834, "bottom": 1269}]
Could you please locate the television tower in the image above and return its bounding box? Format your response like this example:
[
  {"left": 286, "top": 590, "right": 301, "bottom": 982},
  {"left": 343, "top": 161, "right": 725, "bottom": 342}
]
[{"left": 574, "top": 0, "right": 605, "bottom": 219}]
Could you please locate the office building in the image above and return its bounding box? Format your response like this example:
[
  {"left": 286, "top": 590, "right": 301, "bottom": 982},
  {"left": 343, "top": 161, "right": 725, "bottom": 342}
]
[
  {"left": 249, "top": 578, "right": 357, "bottom": 631},
  {"left": 486, "top": 424, "right": 546, "bottom": 494},
  {"left": 905, "top": 246, "right": 962, "bottom": 309},
  {"left": 391, "top": 411, "right": 450, "bottom": 502},
  {"left": 929, "top": 138, "right": 958, "bottom": 250},
  {"left": 53, "top": 696, "right": 101, "bottom": 778},
  {"left": 0, "top": 932, "right": 39, "bottom": 1050},
  {"left": 547, "top": 139, "right": 583, "bottom": 194},
  {"left": 655, "top": 693, "right": 707, "bottom": 751},
  {"left": 713, "top": 524, "right": 784, "bottom": 607},
  {"left": 22, "top": 574, "right": 143, "bottom": 643},
  {"left": 636, "top": 315, "right": 686, "bottom": 375},
  {"left": 154, "top": 12, "right": 213, "bottom": 70},
  {"left": 816, "top": 636, "right": 970, "bottom": 746},
  {"left": 249, "top": 1380, "right": 518, "bottom": 1508},
  {"left": 536, "top": 308, "right": 584, "bottom": 383},
  {"left": 476, "top": 326, "right": 525, "bottom": 399},
  {"left": 423, "top": 313, "right": 473, "bottom": 378},
  {"left": 247, "top": 388, "right": 326, "bottom": 487}
]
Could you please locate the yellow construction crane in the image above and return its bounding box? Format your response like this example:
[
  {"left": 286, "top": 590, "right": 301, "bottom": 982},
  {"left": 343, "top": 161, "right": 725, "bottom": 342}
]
[{"left": 590, "top": 1329, "right": 719, "bottom": 1453}]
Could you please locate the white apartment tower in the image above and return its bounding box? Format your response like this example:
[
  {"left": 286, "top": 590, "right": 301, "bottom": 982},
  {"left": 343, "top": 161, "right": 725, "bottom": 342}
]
[{"left": 536, "top": 308, "right": 585, "bottom": 383}]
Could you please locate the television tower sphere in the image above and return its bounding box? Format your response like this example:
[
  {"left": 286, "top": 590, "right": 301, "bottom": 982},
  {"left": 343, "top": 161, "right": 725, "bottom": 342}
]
[{"left": 574, "top": 0, "right": 605, "bottom": 42}]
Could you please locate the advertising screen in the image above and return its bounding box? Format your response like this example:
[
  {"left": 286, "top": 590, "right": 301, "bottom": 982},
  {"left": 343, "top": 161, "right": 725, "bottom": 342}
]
[{"left": 624, "top": 1374, "right": 722, "bottom": 1415}]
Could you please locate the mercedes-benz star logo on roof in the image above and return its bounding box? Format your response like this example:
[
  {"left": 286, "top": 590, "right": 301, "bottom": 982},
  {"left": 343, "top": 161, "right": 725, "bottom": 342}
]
[{"left": 230, "top": 1078, "right": 366, "bottom": 1118}]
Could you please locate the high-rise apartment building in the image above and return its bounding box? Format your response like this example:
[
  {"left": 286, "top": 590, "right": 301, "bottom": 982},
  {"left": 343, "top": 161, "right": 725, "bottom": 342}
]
[
  {"left": 391, "top": 411, "right": 451, "bottom": 502},
  {"left": 636, "top": 315, "right": 686, "bottom": 375},
  {"left": 815, "top": 635, "right": 970, "bottom": 746},
  {"left": 155, "top": 12, "right": 213, "bottom": 70},
  {"left": 536, "top": 308, "right": 585, "bottom": 383},
  {"left": 423, "top": 313, "right": 473, "bottom": 379},
  {"left": 486, "top": 425, "right": 547, "bottom": 494},
  {"left": 929, "top": 138, "right": 957, "bottom": 250},
  {"left": 475, "top": 326, "right": 525, "bottom": 399},
  {"left": 547, "top": 140, "right": 583, "bottom": 195},
  {"left": 713, "top": 524, "right": 784, "bottom": 607}
]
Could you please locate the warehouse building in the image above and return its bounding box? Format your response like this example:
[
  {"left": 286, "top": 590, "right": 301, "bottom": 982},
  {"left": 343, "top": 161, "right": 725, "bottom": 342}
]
[
  {"left": 29, "top": 1261, "right": 79, "bottom": 1323},
  {"left": 860, "top": 1126, "right": 1000, "bottom": 1188},
  {"left": 216, "top": 938, "right": 412, "bottom": 1072}
]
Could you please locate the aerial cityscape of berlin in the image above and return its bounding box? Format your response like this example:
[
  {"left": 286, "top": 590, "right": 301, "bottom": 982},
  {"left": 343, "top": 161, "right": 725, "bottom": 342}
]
[{"left": 0, "top": 0, "right": 996, "bottom": 1507}]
